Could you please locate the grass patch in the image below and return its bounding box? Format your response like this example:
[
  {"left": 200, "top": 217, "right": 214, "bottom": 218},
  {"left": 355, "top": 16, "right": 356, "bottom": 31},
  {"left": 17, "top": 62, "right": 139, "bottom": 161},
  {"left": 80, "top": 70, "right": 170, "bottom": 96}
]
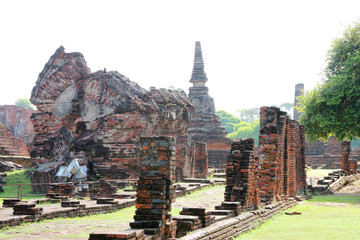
[
  {"left": 235, "top": 197, "right": 360, "bottom": 240},
  {"left": 0, "top": 170, "right": 45, "bottom": 204},
  {"left": 308, "top": 194, "right": 360, "bottom": 204}
]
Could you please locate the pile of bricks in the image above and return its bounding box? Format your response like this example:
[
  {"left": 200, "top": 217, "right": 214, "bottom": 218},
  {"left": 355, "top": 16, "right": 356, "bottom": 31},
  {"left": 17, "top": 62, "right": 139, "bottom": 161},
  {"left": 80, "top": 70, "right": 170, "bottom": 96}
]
[
  {"left": 2, "top": 199, "right": 21, "bottom": 207},
  {"left": 13, "top": 202, "right": 43, "bottom": 215},
  {"left": 179, "top": 207, "right": 214, "bottom": 227},
  {"left": 90, "top": 179, "right": 118, "bottom": 199},
  {"left": 129, "top": 136, "right": 176, "bottom": 239},
  {"left": 61, "top": 201, "right": 82, "bottom": 208},
  {"left": 47, "top": 183, "right": 74, "bottom": 197},
  {"left": 96, "top": 198, "right": 118, "bottom": 204},
  {"left": 194, "top": 142, "right": 209, "bottom": 178},
  {"left": 173, "top": 215, "right": 202, "bottom": 238},
  {"left": 216, "top": 202, "right": 242, "bottom": 216},
  {"left": 224, "top": 138, "right": 259, "bottom": 210}
]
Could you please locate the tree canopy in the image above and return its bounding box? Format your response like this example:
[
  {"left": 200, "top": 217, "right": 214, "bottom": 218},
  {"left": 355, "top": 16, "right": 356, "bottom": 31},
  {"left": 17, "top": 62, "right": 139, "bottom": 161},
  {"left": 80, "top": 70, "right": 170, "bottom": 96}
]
[
  {"left": 15, "top": 98, "right": 35, "bottom": 109},
  {"left": 297, "top": 20, "right": 360, "bottom": 142},
  {"left": 217, "top": 110, "right": 260, "bottom": 145}
]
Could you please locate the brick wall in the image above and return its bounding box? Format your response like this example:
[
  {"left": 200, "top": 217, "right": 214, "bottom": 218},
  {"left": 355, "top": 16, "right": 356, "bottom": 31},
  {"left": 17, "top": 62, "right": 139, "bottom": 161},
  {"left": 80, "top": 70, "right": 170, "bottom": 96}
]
[{"left": 194, "top": 141, "right": 208, "bottom": 179}]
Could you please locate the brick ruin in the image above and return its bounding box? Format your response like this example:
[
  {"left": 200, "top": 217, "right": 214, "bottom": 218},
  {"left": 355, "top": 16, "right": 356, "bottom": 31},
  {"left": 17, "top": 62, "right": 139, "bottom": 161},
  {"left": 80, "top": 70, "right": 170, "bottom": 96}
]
[
  {"left": 29, "top": 46, "right": 220, "bottom": 189},
  {"left": 223, "top": 106, "right": 307, "bottom": 210},
  {"left": 0, "top": 105, "right": 37, "bottom": 157},
  {"left": 130, "top": 136, "right": 176, "bottom": 239},
  {"left": 0, "top": 105, "right": 37, "bottom": 150},
  {"left": 187, "top": 41, "right": 232, "bottom": 169},
  {"left": 0, "top": 122, "right": 29, "bottom": 157},
  {"left": 90, "top": 129, "right": 306, "bottom": 239},
  {"left": 294, "top": 83, "right": 359, "bottom": 169}
]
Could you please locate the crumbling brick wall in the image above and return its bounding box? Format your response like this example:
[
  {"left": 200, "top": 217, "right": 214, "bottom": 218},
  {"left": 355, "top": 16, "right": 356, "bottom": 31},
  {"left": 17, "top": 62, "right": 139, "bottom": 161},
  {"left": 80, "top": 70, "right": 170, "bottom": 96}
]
[
  {"left": 0, "top": 122, "right": 29, "bottom": 157},
  {"left": 257, "top": 106, "right": 306, "bottom": 204},
  {"left": 30, "top": 46, "right": 195, "bottom": 186},
  {"left": 225, "top": 138, "right": 259, "bottom": 210},
  {"left": 194, "top": 141, "right": 209, "bottom": 179},
  {"left": 0, "top": 105, "right": 38, "bottom": 153}
]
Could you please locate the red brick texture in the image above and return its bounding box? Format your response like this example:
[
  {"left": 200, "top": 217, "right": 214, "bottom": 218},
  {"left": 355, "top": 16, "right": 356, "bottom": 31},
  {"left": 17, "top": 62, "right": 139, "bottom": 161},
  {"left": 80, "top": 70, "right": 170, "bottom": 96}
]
[
  {"left": 0, "top": 122, "right": 29, "bottom": 157},
  {"left": 224, "top": 138, "right": 259, "bottom": 211},
  {"left": 29, "top": 47, "right": 195, "bottom": 184},
  {"left": 130, "top": 136, "right": 176, "bottom": 239},
  {"left": 258, "top": 107, "right": 306, "bottom": 204}
]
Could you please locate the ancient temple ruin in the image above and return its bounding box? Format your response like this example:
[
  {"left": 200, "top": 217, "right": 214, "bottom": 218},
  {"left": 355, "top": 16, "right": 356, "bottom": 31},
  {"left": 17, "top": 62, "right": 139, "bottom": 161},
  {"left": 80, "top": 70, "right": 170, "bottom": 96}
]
[
  {"left": 187, "top": 41, "right": 231, "bottom": 169},
  {"left": 29, "top": 46, "right": 196, "bottom": 187},
  {"left": 0, "top": 105, "right": 37, "bottom": 157}
]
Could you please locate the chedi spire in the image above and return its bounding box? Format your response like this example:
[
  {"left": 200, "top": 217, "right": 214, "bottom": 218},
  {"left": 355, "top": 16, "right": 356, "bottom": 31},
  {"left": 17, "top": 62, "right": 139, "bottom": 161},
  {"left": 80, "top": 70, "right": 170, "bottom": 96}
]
[{"left": 190, "top": 41, "right": 208, "bottom": 84}]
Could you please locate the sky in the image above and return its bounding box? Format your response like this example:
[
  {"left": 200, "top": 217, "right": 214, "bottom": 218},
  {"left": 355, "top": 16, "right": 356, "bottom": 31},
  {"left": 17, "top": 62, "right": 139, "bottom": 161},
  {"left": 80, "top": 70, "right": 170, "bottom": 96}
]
[{"left": 1, "top": 0, "right": 360, "bottom": 116}]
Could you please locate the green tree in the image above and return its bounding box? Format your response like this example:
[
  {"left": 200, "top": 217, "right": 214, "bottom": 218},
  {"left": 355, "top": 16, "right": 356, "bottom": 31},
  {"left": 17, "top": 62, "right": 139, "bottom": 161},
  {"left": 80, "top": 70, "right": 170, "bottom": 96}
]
[
  {"left": 15, "top": 98, "right": 35, "bottom": 109},
  {"left": 217, "top": 110, "right": 241, "bottom": 134},
  {"left": 237, "top": 107, "right": 259, "bottom": 123},
  {"left": 297, "top": 20, "right": 360, "bottom": 142}
]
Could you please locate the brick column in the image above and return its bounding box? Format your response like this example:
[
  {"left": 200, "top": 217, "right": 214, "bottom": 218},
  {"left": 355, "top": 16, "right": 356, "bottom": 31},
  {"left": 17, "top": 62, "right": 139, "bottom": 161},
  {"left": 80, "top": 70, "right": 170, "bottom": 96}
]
[
  {"left": 349, "top": 160, "right": 357, "bottom": 174},
  {"left": 224, "top": 138, "right": 258, "bottom": 210},
  {"left": 341, "top": 141, "right": 351, "bottom": 174},
  {"left": 258, "top": 107, "right": 280, "bottom": 204},
  {"left": 130, "top": 136, "right": 176, "bottom": 239},
  {"left": 287, "top": 120, "right": 298, "bottom": 198},
  {"left": 194, "top": 141, "right": 209, "bottom": 178},
  {"left": 297, "top": 125, "right": 307, "bottom": 194}
]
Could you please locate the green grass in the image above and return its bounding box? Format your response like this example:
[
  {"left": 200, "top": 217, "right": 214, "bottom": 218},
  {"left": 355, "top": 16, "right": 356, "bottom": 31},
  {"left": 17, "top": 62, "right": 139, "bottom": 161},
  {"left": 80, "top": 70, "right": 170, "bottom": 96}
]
[
  {"left": 308, "top": 194, "right": 360, "bottom": 204},
  {"left": 0, "top": 170, "right": 45, "bottom": 205},
  {"left": 235, "top": 197, "right": 360, "bottom": 240}
]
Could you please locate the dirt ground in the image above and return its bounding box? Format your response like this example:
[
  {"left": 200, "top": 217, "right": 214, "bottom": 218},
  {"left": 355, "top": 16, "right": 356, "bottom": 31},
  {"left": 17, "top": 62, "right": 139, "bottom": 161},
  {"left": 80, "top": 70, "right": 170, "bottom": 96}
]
[{"left": 0, "top": 185, "right": 225, "bottom": 240}]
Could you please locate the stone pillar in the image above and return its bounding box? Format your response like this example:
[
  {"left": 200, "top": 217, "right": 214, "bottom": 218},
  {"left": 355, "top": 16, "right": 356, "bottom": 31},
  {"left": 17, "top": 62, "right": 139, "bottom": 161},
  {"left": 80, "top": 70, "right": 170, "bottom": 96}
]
[
  {"left": 130, "top": 136, "right": 176, "bottom": 239},
  {"left": 224, "top": 138, "right": 258, "bottom": 210},
  {"left": 341, "top": 141, "right": 351, "bottom": 174},
  {"left": 293, "top": 83, "right": 304, "bottom": 121},
  {"left": 194, "top": 142, "right": 209, "bottom": 178}
]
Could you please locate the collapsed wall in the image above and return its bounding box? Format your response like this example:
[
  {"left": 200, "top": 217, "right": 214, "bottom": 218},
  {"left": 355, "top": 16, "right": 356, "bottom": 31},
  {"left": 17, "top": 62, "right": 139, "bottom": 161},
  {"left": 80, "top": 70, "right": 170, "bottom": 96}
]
[
  {"left": 0, "top": 105, "right": 37, "bottom": 152},
  {"left": 223, "top": 107, "right": 306, "bottom": 210},
  {"left": 0, "top": 122, "right": 29, "bottom": 157},
  {"left": 30, "top": 46, "right": 195, "bottom": 187}
]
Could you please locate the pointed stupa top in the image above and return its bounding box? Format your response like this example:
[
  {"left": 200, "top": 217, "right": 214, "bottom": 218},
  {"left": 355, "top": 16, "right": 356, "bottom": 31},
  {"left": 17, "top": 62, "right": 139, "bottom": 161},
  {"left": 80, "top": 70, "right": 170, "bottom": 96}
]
[{"left": 190, "top": 41, "right": 208, "bottom": 83}]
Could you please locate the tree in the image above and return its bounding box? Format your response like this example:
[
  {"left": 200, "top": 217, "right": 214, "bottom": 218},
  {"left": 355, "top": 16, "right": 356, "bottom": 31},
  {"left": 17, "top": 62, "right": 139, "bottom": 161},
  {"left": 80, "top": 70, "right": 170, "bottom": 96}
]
[
  {"left": 297, "top": 20, "right": 360, "bottom": 142},
  {"left": 217, "top": 110, "right": 241, "bottom": 134},
  {"left": 15, "top": 98, "right": 35, "bottom": 109},
  {"left": 237, "top": 107, "right": 259, "bottom": 123}
]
